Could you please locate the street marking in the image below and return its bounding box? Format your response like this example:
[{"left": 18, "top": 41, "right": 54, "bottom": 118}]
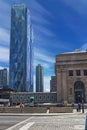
[
  {"left": 5, "top": 116, "right": 34, "bottom": 130},
  {"left": 74, "top": 125, "right": 84, "bottom": 129},
  {"left": 18, "top": 122, "right": 34, "bottom": 130}
]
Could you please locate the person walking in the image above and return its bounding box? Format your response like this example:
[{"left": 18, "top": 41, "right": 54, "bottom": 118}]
[{"left": 78, "top": 103, "right": 81, "bottom": 112}]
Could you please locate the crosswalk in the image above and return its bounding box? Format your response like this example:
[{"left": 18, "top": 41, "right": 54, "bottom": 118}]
[
  {"left": 5, "top": 113, "right": 86, "bottom": 130},
  {"left": 6, "top": 117, "right": 34, "bottom": 130},
  {"left": 74, "top": 125, "right": 85, "bottom": 129},
  {"left": 6, "top": 122, "right": 34, "bottom": 130},
  {"left": 18, "top": 122, "right": 34, "bottom": 130}
]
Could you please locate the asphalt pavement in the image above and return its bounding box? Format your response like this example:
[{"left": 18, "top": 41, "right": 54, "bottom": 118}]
[{"left": 0, "top": 109, "right": 87, "bottom": 130}]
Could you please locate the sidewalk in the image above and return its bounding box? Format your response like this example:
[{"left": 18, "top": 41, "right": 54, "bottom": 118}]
[
  {"left": 0, "top": 109, "right": 87, "bottom": 116},
  {"left": 73, "top": 109, "right": 87, "bottom": 114}
]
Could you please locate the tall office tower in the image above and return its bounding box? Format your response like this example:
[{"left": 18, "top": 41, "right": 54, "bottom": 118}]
[
  {"left": 36, "top": 64, "right": 44, "bottom": 92},
  {"left": 9, "top": 4, "right": 33, "bottom": 92},
  {"left": 0, "top": 68, "right": 9, "bottom": 89},
  {"left": 50, "top": 76, "right": 57, "bottom": 92}
]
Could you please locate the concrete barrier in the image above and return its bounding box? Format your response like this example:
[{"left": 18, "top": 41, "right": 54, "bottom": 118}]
[
  {"left": 0, "top": 106, "right": 73, "bottom": 113},
  {"left": 0, "top": 107, "right": 47, "bottom": 113},
  {"left": 49, "top": 107, "right": 73, "bottom": 113}
]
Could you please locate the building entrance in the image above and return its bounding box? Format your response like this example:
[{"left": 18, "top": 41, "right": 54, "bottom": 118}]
[{"left": 74, "top": 81, "right": 85, "bottom": 103}]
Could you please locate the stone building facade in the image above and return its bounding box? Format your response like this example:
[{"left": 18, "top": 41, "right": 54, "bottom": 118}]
[
  {"left": 55, "top": 51, "right": 87, "bottom": 103},
  {"left": 10, "top": 92, "right": 57, "bottom": 105}
]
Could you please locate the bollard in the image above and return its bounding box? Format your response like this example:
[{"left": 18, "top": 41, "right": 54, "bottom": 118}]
[{"left": 85, "top": 113, "right": 87, "bottom": 130}]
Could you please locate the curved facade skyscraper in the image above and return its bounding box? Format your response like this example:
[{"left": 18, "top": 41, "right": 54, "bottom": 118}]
[{"left": 9, "top": 4, "right": 33, "bottom": 92}]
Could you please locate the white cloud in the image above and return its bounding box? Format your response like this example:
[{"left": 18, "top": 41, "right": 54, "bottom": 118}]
[
  {"left": 0, "top": 66, "right": 9, "bottom": 70},
  {"left": 80, "top": 43, "right": 87, "bottom": 51},
  {"left": 34, "top": 25, "right": 54, "bottom": 37},
  {"left": 31, "top": 14, "right": 49, "bottom": 25},
  {"left": 33, "top": 75, "right": 36, "bottom": 92},
  {"left": 28, "top": 0, "right": 54, "bottom": 39},
  {"left": 0, "top": 0, "right": 10, "bottom": 11},
  {"left": 34, "top": 50, "right": 54, "bottom": 92},
  {"left": 0, "top": 0, "right": 10, "bottom": 28},
  {"left": 0, "top": 46, "right": 9, "bottom": 62},
  {"left": 0, "top": 66, "right": 4, "bottom": 69},
  {"left": 44, "top": 76, "right": 51, "bottom": 92},
  {"left": 34, "top": 74, "right": 50, "bottom": 92},
  {"left": 63, "top": 0, "right": 87, "bottom": 15},
  {"left": 34, "top": 48, "right": 54, "bottom": 63},
  {"left": 45, "top": 88, "right": 50, "bottom": 92},
  {"left": 0, "top": 0, "right": 10, "bottom": 47},
  {"left": 34, "top": 59, "right": 50, "bottom": 69},
  {"left": 0, "top": 28, "right": 10, "bottom": 44},
  {"left": 29, "top": 0, "right": 50, "bottom": 16}
]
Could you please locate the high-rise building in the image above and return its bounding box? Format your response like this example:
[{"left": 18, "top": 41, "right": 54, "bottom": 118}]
[
  {"left": 50, "top": 76, "right": 57, "bottom": 92},
  {"left": 0, "top": 68, "right": 9, "bottom": 89},
  {"left": 9, "top": 4, "right": 33, "bottom": 92},
  {"left": 36, "top": 64, "right": 44, "bottom": 92}
]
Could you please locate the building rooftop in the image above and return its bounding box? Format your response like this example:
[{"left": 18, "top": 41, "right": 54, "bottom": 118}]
[
  {"left": 56, "top": 49, "right": 87, "bottom": 57},
  {"left": 63, "top": 49, "right": 87, "bottom": 55}
]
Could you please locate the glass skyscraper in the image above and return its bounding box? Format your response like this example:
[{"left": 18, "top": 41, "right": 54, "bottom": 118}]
[
  {"left": 0, "top": 68, "right": 9, "bottom": 89},
  {"left": 9, "top": 4, "right": 33, "bottom": 92},
  {"left": 36, "top": 64, "right": 44, "bottom": 92}
]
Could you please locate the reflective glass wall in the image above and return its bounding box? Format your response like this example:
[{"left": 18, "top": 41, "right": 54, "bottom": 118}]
[{"left": 9, "top": 4, "right": 33, "bottom": 92}]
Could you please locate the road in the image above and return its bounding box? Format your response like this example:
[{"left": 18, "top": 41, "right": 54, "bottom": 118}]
[
  {"left": 29, "top": 114, "right": 86, "bottom": 130},
  {"left": 0, "top": 113, "right": 86, "bottom": 130},
  {"left": 0, "top": 116, "right": 31, "bottom": 130}
]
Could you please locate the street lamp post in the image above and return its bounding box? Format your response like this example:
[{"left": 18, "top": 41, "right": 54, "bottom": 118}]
[{"left": 82, "top": 93, "right": 84, "bottom": 113}]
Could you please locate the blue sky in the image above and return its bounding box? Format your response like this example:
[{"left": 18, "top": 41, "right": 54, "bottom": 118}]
[{"left": 0, "top": 0, "right": 87, "bottom": 91}]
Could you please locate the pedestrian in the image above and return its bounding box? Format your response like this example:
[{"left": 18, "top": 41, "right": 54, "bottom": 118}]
[
  {"left": 20, "top": 103, "right": 24, "bottom": 112},
  {"left": 77, "top": 106, "right": 78, "bottom": 112},
  {"left": 78, "top": 103, "right": 81, "bottom": 112}
]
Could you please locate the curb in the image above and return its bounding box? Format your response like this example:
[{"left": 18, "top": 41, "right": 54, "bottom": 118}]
[{"left": 0, "top": 112, "right": 85, "bottom": 116}]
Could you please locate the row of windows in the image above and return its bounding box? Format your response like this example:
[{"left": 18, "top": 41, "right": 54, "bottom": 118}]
[
  {"left": 13, "top": 95, "right": 54, "bottom": 100},
  {"left": 69, "top": 70, "right": 87, "bottom": 76}
]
